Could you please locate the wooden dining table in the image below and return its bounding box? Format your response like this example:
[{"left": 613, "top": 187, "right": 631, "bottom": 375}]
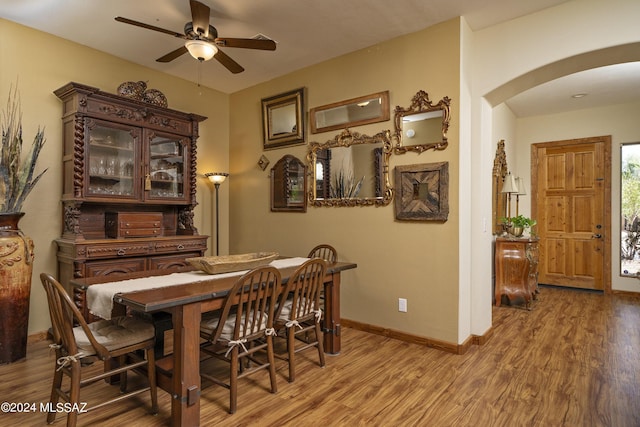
[{"left": 70, "top": 258, "right": 356, "bottom": 426}]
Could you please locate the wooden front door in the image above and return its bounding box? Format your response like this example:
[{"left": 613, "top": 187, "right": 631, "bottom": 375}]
[{"left": 532, "top": 136, "right": 611, "bottom": 291}]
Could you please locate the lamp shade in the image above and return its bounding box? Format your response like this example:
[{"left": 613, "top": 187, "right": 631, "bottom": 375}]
[
  {"left": 515, "top": 177, "right": 527, "bottom": 195},
  {"left": 205, "top": 172, "right": 229, "bottom": 184},
  {"left": 501, "top": 172, "right": 519, "bottom": 194},
  {"left": 185, "top": 40, "right": 218, "bottom": 61}
]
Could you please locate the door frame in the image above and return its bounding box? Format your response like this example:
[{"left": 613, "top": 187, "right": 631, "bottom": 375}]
[{"left": 531, "top": 135, "right": 612, "bottom": 293}]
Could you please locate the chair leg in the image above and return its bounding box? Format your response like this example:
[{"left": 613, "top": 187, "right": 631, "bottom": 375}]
[
  {"left": 47, "top": 364, "right": 63, "bottom": 424},
  {"left": 119, "top": 355, "right": 128, "bottom": 393},
  {"left": 146, "top": 348, "right": 159, "bottom": 415},
  {"left": 267, "top": 336, "right": 278, "bottom": 393},
  {"left": 67, "top": 362, "right": 82, "bottom": 427},
  {"left": 229, "top": 347, "right": 238, "bottom": 414},
  {"left": 287, "top": 327, "right": 296, "bottom": 383},
  {"left": 315, "top": 322, "right": 326, "bottom": 367}
]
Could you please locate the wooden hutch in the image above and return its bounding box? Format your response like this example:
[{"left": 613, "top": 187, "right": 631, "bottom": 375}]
[{"left": 54, "top": 82, "right": 208, "bottom": 318}]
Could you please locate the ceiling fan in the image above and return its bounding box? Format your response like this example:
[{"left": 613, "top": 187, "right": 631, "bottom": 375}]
[{"left": 115, "top": 0, "right": 276, "bottom": 74}]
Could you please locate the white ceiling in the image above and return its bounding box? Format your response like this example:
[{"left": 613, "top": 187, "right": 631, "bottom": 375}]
[
  {"left": 505, "top": 62, "right": 640, "bottom": 117},
  {"left": 1, "top": 0, "right": 638, "bottom": 116}
]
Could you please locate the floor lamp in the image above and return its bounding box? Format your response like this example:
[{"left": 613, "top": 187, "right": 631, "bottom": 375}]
[{"left": 205, "top": 172, "right": 229, "bottom": 256}]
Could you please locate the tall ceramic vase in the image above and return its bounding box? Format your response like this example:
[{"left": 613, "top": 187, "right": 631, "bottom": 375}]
[{"left": 0, "top": 213, "right": 34, "bottom": 364}]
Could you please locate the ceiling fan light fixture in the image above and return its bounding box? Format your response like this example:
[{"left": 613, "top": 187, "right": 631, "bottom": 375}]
[{"left": 185, "top": 40, "right": 217, "bottom": 61}]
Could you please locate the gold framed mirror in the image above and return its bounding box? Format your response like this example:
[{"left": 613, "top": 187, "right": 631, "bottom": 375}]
[
  {"left": 307, "top": 129, "right": 393, "bottom": 207},
  {"left": 393, "top": 90, "right": 451, "bottom": 154},
  {"left": 310, "top": 91, "right": 390, "bottom": 134}
]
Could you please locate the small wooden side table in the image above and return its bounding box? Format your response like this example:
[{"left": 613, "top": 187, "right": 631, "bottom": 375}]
[{"left": 494, "top": 236, "right": 539, "bottom": 308}]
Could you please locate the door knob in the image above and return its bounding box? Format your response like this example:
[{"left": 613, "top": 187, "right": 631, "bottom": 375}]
[{"left": 592, "top": 234, "right": 602, "bottom": 239}]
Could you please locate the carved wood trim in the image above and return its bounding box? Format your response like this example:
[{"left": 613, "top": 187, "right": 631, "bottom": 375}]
[
  {"left": 73, "top": 117, "right": 85, "bottom": 198},
  {"left": 63, "top": 203, "right": 82, "bottom": 237}
]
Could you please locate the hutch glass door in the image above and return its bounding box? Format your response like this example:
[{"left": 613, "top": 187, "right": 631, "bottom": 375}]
[
  {"left": 87, "top": 121, "right": 137, "bottom": 198},
  {"left": 147, "top": 133, "right": 188, "bottom": 201}
]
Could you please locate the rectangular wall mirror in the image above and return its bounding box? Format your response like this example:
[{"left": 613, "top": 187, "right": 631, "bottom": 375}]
[
  {"left": 310, "top": 91, "right": 389, "bottom": 134},
  {"left": 262, "top": 88, "right": 306, "bottom": 149}
]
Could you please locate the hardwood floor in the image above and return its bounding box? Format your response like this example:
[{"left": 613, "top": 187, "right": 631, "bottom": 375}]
[{"left": 1, "top": 286, "right": 639, "bottom": 426}]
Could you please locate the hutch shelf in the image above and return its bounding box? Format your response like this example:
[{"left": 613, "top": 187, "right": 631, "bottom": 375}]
[{"left": 54, "top": 82, "right": 208, "bottom": 319}]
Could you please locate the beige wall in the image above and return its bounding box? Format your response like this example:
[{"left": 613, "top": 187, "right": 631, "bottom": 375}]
[
  {"left": 229, "top": 19, "right": 461, "bottom": 343},
  {"left": 0, "top": 19, "right": 230, "bottom": 335}
]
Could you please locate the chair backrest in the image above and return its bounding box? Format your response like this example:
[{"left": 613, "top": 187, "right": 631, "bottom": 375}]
[
  {"left": 282, "top": 258, "right": 327, "bottom": 321},
  {"left": 208, "top": 266, "right": 282, "bottom": 343},
  {"left": 40, "top": 273, "right": 110, "bottom": 359},
  {"left": 307, "top": 244, "right": 337, "bottom": 264}
]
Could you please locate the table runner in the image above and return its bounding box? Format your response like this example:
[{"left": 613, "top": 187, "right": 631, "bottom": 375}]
[{"left": 87, "top": 257, "right": 310, "bottom": 320}]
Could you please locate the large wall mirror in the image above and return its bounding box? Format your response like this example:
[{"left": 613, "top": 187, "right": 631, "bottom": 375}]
[
  {"left": 310, "top": 91, "right": 390, "bottom": 134},
  {"left": 307, "top": 129, "right": 393, "bottom": 207},
  {"left": 393, "top": 90, "right": 450, "bottom": 154}
]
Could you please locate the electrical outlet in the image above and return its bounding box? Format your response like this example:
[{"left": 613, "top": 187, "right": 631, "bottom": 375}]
[{"left": 398, "top": 298, "right": 407, "bottom": 312}]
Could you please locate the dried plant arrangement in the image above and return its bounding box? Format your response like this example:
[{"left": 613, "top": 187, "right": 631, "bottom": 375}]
[{"left": 0, "top": 84, "right": 47, "bottom": 213}]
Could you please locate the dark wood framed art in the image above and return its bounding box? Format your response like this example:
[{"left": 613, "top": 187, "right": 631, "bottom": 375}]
[
  {"left": 394, "top": 162, "right": 449, "bottom": 221},
  {"left": 270, "top": 154, "right": 307, "bottom": 212}
]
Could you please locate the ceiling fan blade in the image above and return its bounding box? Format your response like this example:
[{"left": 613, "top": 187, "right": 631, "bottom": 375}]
[
  {"left": 215, "top": 37, "right": 276, "bottom": 51},
  {"left": 190, "top": 0, "right": 211, "bottom": 37},
  {"left": 115, "top": 17, "right": 185, "bottom": 39},
  {"left": 214, "top": 50, "right": 244, "bottom": 74},
  {"left": 157, "top": 46, "right": 188, "bottom": 63}
]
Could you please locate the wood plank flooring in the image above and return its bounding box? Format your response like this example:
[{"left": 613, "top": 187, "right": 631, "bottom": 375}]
[{"left": 1, "top": 286, "right": 639, "bottom": 426}]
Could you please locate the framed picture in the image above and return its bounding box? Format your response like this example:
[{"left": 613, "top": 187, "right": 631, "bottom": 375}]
[
  {"left": 261, "top": 88, "right": 306, "bottom": 149},
  {"left": 394, "top": 162, "right": 449, "bottom": 221}
]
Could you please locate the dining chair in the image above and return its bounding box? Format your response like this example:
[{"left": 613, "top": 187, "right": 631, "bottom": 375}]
[
  {"left": 39, "top": 273, "right": 158, "bottom": 427},
  {"left": 199, "top": 265, "right": 283, "bottom": 414},
  {"left": 307, "top": 244, "right": 338, "bottom": 264},
  {"left": 275, "top": 258, "right": 327, "bottom": 382},
  {"left": 307, "top": 244, "right": 337, "bottom": 307}
]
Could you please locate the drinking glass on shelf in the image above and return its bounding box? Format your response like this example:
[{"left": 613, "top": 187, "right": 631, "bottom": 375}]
[
  {"left": 89, "top": 158, "right": 98, "bottom": 175},
  {"left": 107, "top": 158, "right": 116, "bottom": 175}
]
